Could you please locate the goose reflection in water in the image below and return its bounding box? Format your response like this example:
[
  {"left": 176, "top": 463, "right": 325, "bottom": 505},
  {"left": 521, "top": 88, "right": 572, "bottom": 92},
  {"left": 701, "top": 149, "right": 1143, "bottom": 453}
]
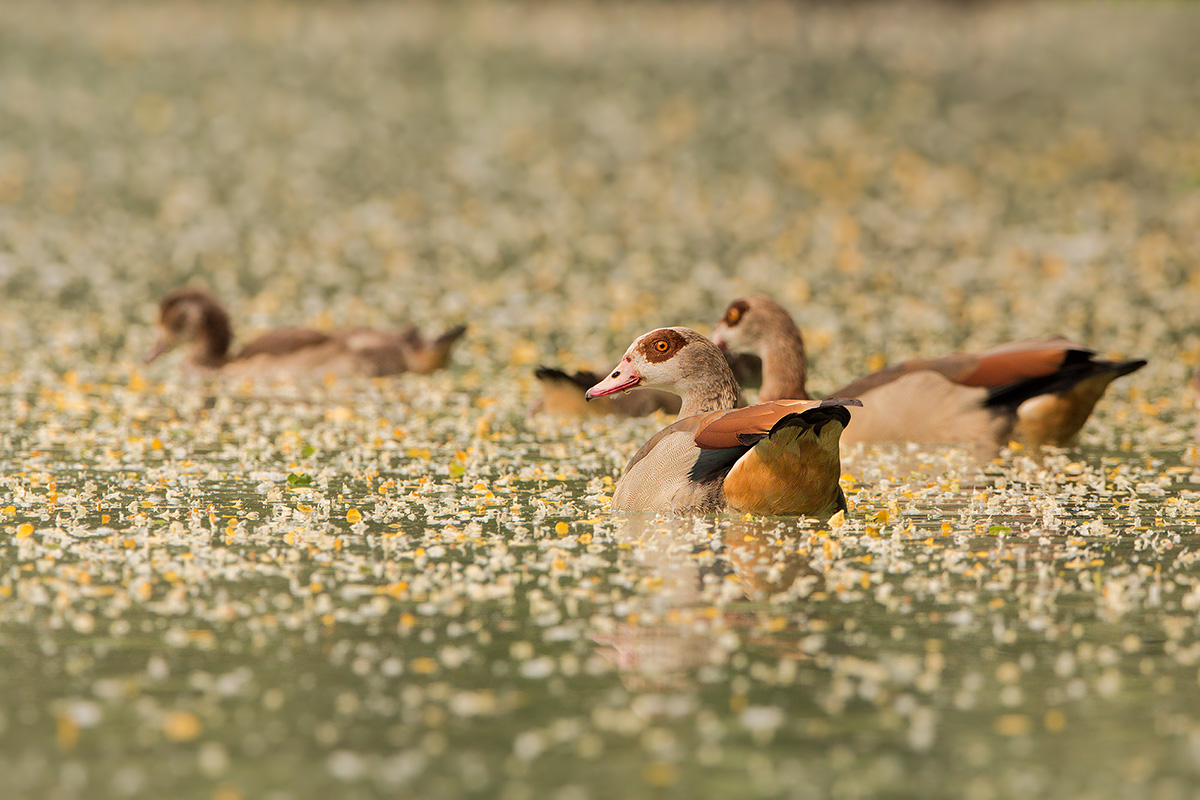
[{"left": 590, "top": 515, "right": 825, "bottom": 690}]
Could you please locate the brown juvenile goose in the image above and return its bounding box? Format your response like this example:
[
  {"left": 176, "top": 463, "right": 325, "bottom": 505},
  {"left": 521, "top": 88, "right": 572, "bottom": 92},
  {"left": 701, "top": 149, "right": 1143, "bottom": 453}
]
[
  {"left": 585, "top": 327, "right": 859, "bottom": 517},
  {"left": 712, "top": 295, "right": 1147, "bottom": 448},
  {"left": 146, "top": 288, "right": 466, "bottom": 378}
]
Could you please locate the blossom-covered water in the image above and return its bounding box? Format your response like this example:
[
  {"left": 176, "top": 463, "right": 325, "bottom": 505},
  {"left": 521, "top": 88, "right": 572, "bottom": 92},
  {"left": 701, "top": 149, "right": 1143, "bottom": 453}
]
[{"left": 2, "top": 2, "right": 1199, "bottom": 798}]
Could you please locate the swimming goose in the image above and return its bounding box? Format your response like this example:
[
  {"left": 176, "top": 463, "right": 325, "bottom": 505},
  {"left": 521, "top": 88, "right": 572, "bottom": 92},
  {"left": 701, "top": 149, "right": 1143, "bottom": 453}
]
[
  {"left": 145, "top": 288, "right": 466, "bottom": 378},
  {"left": 585, "top": 327, "right": 859, "bottom": 517},
  {"left": 712, "top": 294, "right": 1146, "bottom": 448}
]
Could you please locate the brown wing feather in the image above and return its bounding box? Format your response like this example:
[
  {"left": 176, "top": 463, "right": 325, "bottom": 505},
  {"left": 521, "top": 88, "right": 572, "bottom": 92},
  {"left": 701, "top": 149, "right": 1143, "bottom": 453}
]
[
  {"left": 956, "top": 337, "right": 1078, "bottom": 387},
  {"left": 692, "top": 399, "right": 845, "bottom": 450},
  {"left": 234, "top": 327, "right": 333, "bottom": 360},
  {"left": 830, "top": 337, "right": 1078, "bottom": 398}
]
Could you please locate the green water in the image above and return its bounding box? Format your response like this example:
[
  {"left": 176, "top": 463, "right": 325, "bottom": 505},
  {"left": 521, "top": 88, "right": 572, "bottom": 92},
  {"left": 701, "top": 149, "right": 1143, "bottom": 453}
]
[
  {"left": 4, "top": 381, "right": 1200, "bottom": 799},
  {"left": 2, "top": 2, "right": 1200, "bottom": 798}
]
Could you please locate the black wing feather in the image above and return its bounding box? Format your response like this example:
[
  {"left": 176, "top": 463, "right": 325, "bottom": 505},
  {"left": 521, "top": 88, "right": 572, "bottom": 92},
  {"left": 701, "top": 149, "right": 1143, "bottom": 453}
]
[
  {"left": 688, "top": 446, "right": 750, "bottom": 485},
  {"left": 985, "top": 356, "right": 1147, "bottom": 409}
]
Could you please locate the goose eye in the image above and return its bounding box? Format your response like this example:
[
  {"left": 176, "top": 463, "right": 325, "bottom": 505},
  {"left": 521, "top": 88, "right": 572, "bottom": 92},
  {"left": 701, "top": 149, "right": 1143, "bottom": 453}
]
[
  {"left": 726, "top": 307, "right": 741, "bottom": 325},
  {"left": 654, "top": 340, "right": 669, "bottom": 352}
]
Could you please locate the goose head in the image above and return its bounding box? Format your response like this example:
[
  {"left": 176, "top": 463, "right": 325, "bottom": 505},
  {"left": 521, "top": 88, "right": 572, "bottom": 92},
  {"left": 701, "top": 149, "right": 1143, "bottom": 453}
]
[
  {"left": 145, "top": 288, "right": 232, "bottom": 366},
  {"left": 586, "top": 327, "right": 738, "bottom": 416},
  {"left": 711, "top": 295, "right": 802, "bottom": 356}
]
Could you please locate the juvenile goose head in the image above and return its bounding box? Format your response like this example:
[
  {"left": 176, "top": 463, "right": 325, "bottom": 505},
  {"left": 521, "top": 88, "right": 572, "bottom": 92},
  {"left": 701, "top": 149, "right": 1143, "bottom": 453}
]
[
  {"left": 145, "top": 288, "right": 232, "bottom": 369},
  {"left": 712, "top": 295, "right": 809, "bottom": 401},
  {"left": 585, "top": 327, "right": 739, "bottom": 417}
]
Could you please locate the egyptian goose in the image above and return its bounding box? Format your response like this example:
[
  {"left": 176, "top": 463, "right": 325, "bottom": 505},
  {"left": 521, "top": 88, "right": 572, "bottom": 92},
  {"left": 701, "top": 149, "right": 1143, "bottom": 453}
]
[
  {"left": 585, "top": 327, "right": 859, "bottom": 517},
  {"left": 712, "top": 295, "right": 1146, "bottom": 448},
  {"left": 145, "top": 288, "right": 466, "bottom": 378}
]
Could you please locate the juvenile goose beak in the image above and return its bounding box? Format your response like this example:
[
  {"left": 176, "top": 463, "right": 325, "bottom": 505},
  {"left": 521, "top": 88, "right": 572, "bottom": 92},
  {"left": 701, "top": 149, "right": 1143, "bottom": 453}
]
[
  {"left": 585, "top": 358, "right": 643, "bottom": 400},
  {"left": 143, "top": 338, "right": 172, "bottom": 364}
]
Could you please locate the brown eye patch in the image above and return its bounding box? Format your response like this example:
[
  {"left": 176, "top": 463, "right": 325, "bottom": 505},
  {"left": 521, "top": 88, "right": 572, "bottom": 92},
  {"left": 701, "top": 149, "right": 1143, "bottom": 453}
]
[
  {"left": 640, "top": 329, "right": 688, "bottom": 363},
  {"left": 723, "top": 299, "right": 749, "bottom": 327}
]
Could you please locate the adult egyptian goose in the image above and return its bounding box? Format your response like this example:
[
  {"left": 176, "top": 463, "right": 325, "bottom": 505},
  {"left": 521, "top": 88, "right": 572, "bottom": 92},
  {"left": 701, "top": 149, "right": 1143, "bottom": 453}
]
[
  {"left": 712, "top": 295, "right": 1146, "bottom": 448},
  {"left": 585, "top": 327, "right": 859, "bottom": 517},
  {"left": 145, "top": 288, "right": 466, "bottom": 378}
]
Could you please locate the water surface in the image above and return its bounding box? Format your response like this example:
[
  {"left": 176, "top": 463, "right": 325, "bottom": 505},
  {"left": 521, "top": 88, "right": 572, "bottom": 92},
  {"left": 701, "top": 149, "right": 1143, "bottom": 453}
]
[{"left": 1, "top": 2, "right": 1199, "bottom": 798}]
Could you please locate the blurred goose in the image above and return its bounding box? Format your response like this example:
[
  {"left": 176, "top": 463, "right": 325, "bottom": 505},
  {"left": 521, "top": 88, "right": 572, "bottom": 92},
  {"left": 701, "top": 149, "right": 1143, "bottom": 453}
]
[
  {"left": 586, "top": 327, "right": 859, "bottom": 517},
  {"left": 712, "top": 294, "right": 1146, "bottom": 448},
  {"left": 146, "top": 288, "right": 466, "bottom": 378}
]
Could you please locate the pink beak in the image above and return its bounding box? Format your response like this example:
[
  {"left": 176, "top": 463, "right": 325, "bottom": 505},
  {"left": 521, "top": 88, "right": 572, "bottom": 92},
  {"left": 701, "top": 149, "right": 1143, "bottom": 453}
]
[{"left": 585, "top": 357, "right": 643, "bottom": 399}]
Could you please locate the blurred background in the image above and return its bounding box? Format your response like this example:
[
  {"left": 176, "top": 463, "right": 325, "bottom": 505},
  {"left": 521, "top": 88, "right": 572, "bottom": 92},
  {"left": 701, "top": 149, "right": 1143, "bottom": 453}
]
[{"left": 0, "top": 0, "right": 1196, "bottom": 415}]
